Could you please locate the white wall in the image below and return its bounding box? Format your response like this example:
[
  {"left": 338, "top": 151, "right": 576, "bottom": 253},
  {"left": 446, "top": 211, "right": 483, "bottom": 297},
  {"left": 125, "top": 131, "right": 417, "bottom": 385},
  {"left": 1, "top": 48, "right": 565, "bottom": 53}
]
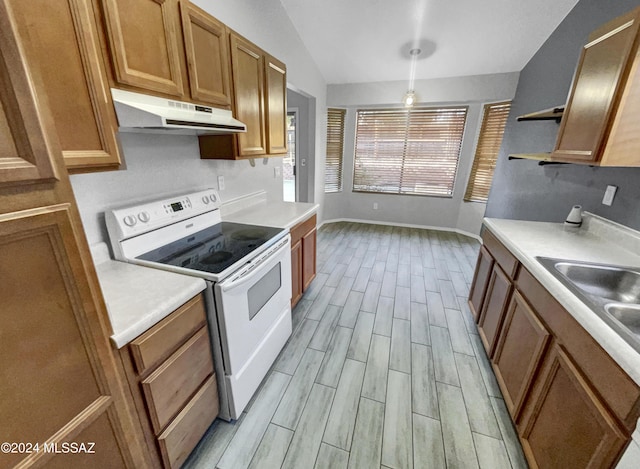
[
  {"left": 71, "top": 134, "right": 283, "bottom": 243},
  {"left": 324, "top": 72, "right": 519, "bottom": 236},
  {"left": 71, "top": 0, "right": 327, "bottom": 244}
]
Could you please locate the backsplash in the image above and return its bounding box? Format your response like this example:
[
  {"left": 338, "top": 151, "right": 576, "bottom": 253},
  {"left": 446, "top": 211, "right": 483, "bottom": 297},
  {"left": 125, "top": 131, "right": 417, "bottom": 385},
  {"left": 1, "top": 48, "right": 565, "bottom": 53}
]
[
  {"left": 485, "top": 0, "right": 640, "bottom": 231},
  {"left": 70, "top": 132, "right": 283, "bottom": 244}
]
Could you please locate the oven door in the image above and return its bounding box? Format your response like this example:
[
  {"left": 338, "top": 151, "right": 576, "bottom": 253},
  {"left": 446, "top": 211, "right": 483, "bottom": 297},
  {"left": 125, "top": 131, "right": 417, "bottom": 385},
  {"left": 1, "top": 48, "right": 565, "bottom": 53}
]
[{"left": 214, "top": 235, "right": 292, "bottom": 417}]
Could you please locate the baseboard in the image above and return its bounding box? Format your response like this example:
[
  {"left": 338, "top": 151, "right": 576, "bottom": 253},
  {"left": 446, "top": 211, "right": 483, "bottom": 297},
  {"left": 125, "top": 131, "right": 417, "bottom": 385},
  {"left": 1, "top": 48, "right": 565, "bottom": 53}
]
[{"left": 318, "top": 217, "right": 482, "bottom": 242}]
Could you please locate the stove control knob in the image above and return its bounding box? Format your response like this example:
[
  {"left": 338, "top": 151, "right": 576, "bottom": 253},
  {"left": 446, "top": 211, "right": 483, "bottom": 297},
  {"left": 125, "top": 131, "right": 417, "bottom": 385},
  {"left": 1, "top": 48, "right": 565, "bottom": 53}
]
[
  {"left": 138, "top": 211, "right": 150, "bottom": 223},
  {"left": 202, "top": 196, "right": 210, "bottom": 204},
  {"left": 210, "top": 194, "right": 217, "bottom": 203},
  {"left": 123, "top": 215, "right": 137, "bottom": 227}
]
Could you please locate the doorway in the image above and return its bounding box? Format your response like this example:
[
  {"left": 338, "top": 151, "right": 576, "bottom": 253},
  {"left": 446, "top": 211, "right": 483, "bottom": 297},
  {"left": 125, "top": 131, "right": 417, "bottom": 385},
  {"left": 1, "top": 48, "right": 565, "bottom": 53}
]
[{"left": 283, "top": 110, "right": 297, "bottom": 202}]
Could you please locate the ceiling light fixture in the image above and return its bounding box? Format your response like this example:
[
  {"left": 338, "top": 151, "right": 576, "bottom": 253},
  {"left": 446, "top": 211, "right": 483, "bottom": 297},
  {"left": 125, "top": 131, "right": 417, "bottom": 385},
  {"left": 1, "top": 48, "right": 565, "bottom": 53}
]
[{"left": 403, "top": 48, "right": 421, "bottom": 108}]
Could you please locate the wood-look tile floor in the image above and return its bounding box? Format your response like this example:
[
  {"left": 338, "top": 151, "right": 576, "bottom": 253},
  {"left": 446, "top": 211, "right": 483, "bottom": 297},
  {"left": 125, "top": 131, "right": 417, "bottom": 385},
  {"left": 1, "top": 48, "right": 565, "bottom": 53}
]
[{"left": 184, "top": 222, "right": 529, "bottom": 469}]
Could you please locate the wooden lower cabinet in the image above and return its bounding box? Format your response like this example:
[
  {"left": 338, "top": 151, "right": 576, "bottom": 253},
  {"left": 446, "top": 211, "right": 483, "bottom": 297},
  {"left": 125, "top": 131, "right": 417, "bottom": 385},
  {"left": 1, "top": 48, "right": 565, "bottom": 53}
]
[
  {"left": 468, "top": 227, "right": 640, "bottom": 468},
  {"left": 291, "top": 238, "right": 303, "bottom": 306},
  {"left": 468, "top": 245, "right": 494, "bottom": 320},
  {"left": 519, "top": 344, "right": 627, "bottom": 469},
  {"left": 492, "top": 290, "right": 551, "bottom": 418},
  {"left": 478, "top": 264, "right": 512, "bottom": 357},
  {"left": 290, "top": 214, "right": 317, "bottom": 307},
  {"left": 119, "top": 294, "right": 218, "bottom": 469},
  {"left": 302, "top": 225, "right": 317, "bottom": 290}
]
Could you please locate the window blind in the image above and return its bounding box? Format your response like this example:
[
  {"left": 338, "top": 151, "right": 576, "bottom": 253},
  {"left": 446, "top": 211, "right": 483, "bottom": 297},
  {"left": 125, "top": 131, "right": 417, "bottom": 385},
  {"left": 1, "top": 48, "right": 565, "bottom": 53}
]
[
  {"left": 464, "top": 101, "right": 511, "bottom": 202},
  {"left": 325, "top": 108, "right": 346, "bottom": 193},
  {"left": 353, "top": 107, "right": 467, "bottom": 197}
]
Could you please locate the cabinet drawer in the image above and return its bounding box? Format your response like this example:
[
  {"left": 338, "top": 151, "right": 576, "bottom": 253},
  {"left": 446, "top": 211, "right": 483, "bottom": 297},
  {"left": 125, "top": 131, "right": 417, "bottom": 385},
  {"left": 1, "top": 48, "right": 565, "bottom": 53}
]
[
  {"left": 158, "top": 375, "right": 219, "bottom": 469},
  {"left": 130, "top": 294, "right": 206, "bottom": 375},
  {"left": 142, "top": 327, "right": 214, "bottom": 434},
  {"left": 291, "top": 214, "right": 316, "bottom": 245},
  {"left": 482, "top": 229, "right": 518, "bottom": 279},
  {"left": 517, "top": 267, "right": 640, "bottom": 430}
]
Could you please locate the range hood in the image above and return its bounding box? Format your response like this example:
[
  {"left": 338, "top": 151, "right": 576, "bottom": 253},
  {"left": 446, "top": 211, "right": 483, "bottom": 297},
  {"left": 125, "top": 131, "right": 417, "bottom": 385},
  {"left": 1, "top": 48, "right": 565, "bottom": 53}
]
[{"left": 111, "top": 88, "right": 246, "bottom": 135}]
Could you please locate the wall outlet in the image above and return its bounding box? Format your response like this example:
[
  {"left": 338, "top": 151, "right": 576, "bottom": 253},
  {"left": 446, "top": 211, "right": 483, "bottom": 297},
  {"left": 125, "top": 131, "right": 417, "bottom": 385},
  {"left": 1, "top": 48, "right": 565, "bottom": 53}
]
[
  {"left": 373, "top": 202, "right": 378, "bottom": 210},
  {"left": 274, "top": 167, "right": 281, "bottom": 178},
  {"left": 602, "top": 185, "right": 617, "bottom": 206},
  {"left": 217, "top": 175, "right": 225, "bottom": 191}
]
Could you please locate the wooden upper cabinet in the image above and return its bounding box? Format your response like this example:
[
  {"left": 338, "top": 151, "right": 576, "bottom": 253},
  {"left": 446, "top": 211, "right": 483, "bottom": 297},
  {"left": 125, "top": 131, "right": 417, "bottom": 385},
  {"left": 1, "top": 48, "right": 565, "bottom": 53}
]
[
  {"left": 265, "top": 55, "right": 287, "bottom": 154},
  {"left": 229, "top": 32, "right": 267, "bottom": 157},
  {"left": 180, "top": 2, "right": 232, "bottom": 108},
  {"left": 519, "top": 344, "right": 627, "bottom": 469},
  {"left": 553, "top": 7, "right": 640, "bottom": 166},
  {"left": 0, "top": 2, "right": 57, "bottom": 186},
  {"left": 10, "top": 0, "right": 122, "bottom": 173},
  {"left": 198, "top": 29, "right": 287, "bottom": 160},
  {"left": 101, "top": 0, "right": 185, "bottom": 97}
]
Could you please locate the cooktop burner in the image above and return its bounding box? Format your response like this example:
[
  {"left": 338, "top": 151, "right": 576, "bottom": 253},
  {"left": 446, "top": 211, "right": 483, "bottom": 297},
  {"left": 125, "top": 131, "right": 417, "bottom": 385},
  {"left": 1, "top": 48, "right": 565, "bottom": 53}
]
[
  {"left": 137, "top": 222, "right": 284, "bottom": 275},
  {"left": 231, "top": 228, "right": 269, "bottom": 242},
  {"left": 201, "top": 250, "right": 233, "bottom": 265}
]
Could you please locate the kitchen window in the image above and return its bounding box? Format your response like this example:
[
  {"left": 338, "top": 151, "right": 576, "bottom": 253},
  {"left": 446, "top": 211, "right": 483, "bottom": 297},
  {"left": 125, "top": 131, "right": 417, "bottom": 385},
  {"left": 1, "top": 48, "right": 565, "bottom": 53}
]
[
  {"left": 325, "top": 108, "right": 346, "bottom": 193},
  {"left": 353, "top": 107, "right": 467, "bottom": 197},
  {"left": 464, "top": 101, "right": 511, "bottom": 202}
]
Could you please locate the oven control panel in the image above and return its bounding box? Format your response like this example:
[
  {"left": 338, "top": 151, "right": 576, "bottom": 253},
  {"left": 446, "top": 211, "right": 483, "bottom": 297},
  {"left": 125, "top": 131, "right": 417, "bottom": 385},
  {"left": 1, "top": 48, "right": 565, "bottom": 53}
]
[{"left": 106, "top": 189, "right": 222, "bottom": 241}]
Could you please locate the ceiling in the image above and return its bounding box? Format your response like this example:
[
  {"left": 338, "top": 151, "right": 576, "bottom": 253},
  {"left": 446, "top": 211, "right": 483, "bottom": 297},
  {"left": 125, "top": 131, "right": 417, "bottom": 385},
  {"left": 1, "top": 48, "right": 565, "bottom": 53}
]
[{"left": 279, "top": 0, "right": 579, "bottom": 84}]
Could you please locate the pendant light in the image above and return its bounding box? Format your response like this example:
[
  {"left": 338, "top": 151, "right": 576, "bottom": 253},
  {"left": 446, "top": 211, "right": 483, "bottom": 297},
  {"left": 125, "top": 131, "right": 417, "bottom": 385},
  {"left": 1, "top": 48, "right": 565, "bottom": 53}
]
[{"left": 403, "top": 48, "right": 421, "bottom": 107}]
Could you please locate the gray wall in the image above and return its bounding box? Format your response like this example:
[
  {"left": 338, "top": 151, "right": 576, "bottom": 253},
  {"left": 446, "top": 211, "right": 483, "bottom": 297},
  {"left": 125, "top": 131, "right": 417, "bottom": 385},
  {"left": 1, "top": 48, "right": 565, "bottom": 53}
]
[
  {"left": 287, "top": 88, "right": 314, "bottom": 203},
  {"left": 324, "top": 72, "right": 519, "bottom": 236},
  {"left": 485, "top": 0, "right": 640, "bottom": 230}
]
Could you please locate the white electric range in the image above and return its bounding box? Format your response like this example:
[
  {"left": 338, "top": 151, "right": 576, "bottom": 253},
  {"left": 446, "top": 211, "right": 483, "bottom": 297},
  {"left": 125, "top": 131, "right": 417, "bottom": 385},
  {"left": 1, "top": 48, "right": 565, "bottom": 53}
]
[{"left": 106, "top": 189, "right": 292, "bottom": 420}]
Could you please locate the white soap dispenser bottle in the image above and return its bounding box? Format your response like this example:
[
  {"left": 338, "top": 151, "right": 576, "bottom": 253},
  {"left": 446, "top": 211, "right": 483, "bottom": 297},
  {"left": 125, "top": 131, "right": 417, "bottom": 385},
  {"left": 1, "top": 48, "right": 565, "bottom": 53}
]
[{"left": 564, "top": 205, "right": 583, "bottom": 227}]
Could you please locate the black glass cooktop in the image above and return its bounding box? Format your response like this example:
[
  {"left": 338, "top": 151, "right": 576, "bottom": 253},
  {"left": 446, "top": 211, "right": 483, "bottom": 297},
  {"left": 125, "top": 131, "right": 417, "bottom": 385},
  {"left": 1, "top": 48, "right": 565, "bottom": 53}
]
[{"left": 137, "top": 222, "right": 285, "bottom": 275}]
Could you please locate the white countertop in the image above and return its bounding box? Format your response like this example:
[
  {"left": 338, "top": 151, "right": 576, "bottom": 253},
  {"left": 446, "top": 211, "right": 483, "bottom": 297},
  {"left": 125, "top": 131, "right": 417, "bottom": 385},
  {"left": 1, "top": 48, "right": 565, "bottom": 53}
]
[
  {"left": 221, "top": 191, "right": 319, "bottom": 229},
  {"left": 483, "top": 214, "right": 640, "bottom": 386},
  {"left": 91, "top": 243, "right": 206, "bottom": 348}
]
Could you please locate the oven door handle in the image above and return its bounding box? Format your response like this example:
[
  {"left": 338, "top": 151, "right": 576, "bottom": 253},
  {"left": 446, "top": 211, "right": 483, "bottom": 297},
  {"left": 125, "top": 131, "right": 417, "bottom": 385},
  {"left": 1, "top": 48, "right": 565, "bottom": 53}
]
[{"left": 219, "top": 237, "right": 290, "bottom": 293}]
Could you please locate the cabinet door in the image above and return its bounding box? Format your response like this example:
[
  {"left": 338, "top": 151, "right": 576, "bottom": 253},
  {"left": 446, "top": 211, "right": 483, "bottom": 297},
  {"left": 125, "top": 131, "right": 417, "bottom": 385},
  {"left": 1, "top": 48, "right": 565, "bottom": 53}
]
[
  {"left": 478, "top": 264, "right": 512, "bottom": 357},
  {"left": 101, "top": 0, "right": 185, "bottom": 97},
  {"left": 229, "top": 32, "right": 266, "bottom": 157},
  {"left": 180, "top": 2, "right": 232, "bottom": 107},
  {"left": 519, "top": 345, "right": 627, "bottom": 469},
  {"left": 302, "top": 226, "right": 317, "bottom": 291},
  {"left": 0, "top": 4, "right": 146, "bottom": 466},
  {"left": 0, "top": 1, "right": 56, "bottom": 186},
  {"left": 291, "top": 238, "right": 303, "bottom": 307},
  {"left": 10, "top": 0, "right": 122, "bottom": 172},
  {"left": 468, "top": 245, "right": 494, "bottom": 322},
  {"left": 492, "top": 290, "right": 551, "bottom": 419},
  {"left": 265, "top": 55, "right": 287, "bottom": 154},
  {"left": 553, "top": 9, "right": 640, "bottom": 163}
]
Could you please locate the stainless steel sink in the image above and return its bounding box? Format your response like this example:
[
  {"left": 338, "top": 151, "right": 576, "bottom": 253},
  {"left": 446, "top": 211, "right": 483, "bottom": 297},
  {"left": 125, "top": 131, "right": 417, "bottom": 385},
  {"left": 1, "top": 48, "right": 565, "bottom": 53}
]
[
  {"left": 536, "top": 257, "right": 640, "bottom": 353},
  {"left": 552, "top": 261, "right": 640, "bottom": 303},
  {"left": 605, "top": 304, "right": 640, "bottom": 336}
]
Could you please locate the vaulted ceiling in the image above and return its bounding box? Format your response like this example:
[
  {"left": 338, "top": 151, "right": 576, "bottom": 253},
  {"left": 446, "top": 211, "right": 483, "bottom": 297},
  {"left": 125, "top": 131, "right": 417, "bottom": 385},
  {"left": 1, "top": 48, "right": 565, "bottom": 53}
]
[{"left": 279, "top": 0, "right": 579, "bottom": 84}]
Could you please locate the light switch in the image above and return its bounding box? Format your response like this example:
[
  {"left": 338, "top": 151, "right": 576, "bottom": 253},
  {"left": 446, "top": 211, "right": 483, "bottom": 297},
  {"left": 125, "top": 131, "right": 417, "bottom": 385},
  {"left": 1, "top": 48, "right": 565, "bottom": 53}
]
[
  {"left": 602, "top": 185, "right": 617, "bottom": 206},
  {"left": 274, "top": 167, "right": 281, "bottom": 178},
  {"left": 217, "top": 175, "right": 225, "bottom": 191}
]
